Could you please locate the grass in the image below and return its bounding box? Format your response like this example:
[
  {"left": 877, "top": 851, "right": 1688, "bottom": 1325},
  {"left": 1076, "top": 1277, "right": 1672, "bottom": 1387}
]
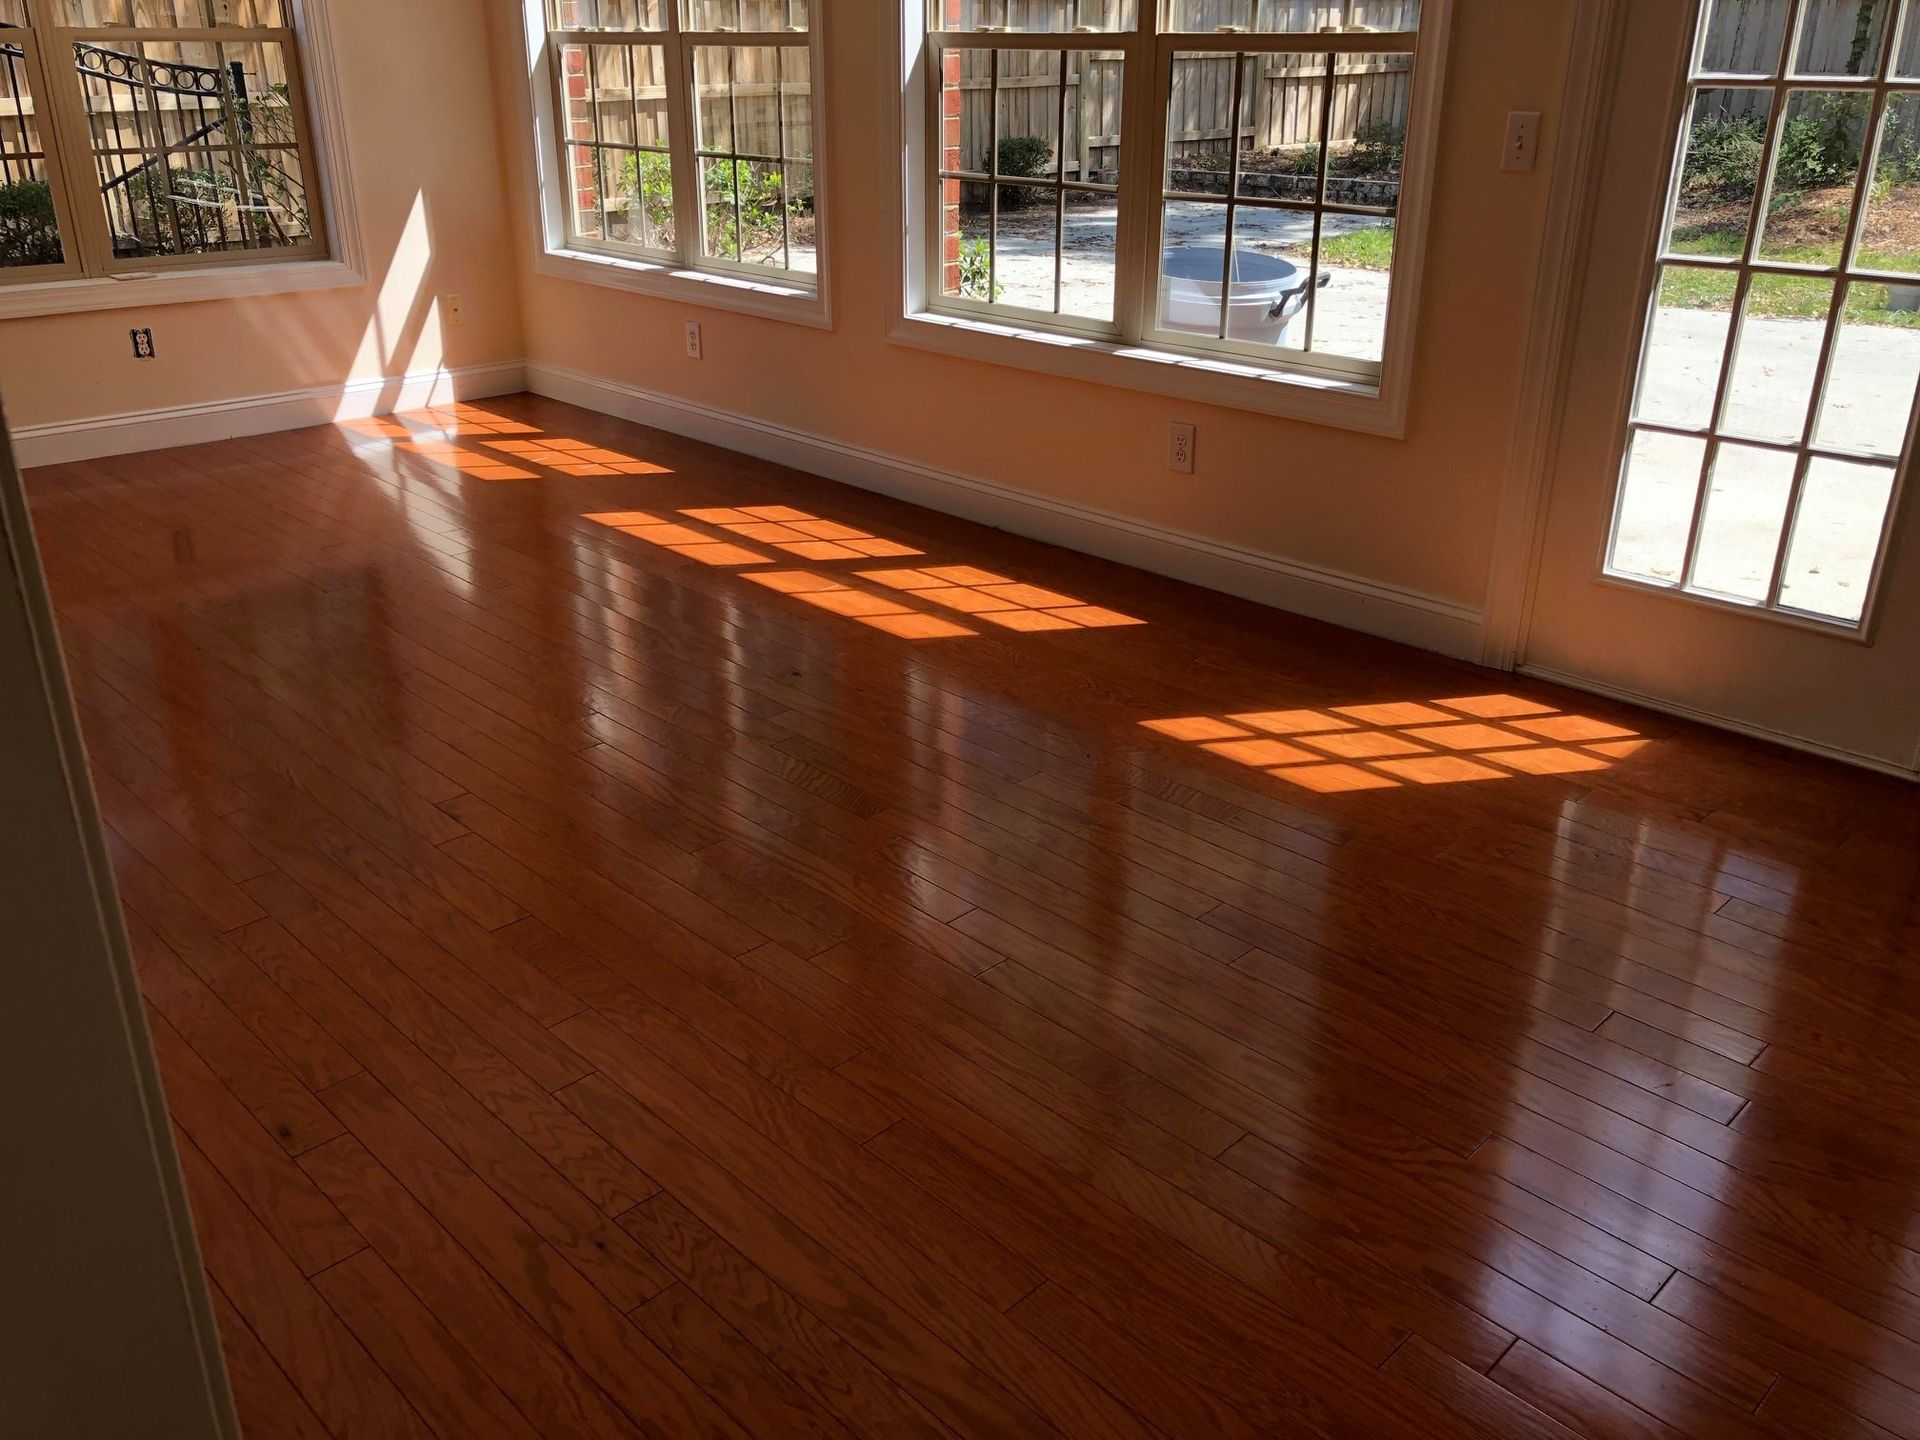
[
  {"left": 1661, "top": 223, "right": 1920, "bottom": 327},
  {"left": 1320, "top": 223, "right": 1395, "bottom": 271}
]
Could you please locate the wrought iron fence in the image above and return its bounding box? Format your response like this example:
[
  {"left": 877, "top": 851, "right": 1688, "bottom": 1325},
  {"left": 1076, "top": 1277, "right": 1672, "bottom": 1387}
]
[{"left": 1, "top": 21, "right": 309, "bottom": 266}]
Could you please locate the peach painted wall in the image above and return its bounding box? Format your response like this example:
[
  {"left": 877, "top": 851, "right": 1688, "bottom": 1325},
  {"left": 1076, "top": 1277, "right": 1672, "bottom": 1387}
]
[
  {"left": 0, "top": 0, "right": 525, "bottom": 428},
  {"left": 489, "top": 0, "right": 1577, "bottom": 616}
]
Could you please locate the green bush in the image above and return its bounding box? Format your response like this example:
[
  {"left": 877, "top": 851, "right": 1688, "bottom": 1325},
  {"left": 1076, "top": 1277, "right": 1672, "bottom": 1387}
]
[
  {"left": 996, "top": 134, "right": 1052, "bottom": 181},
  {"left": 702, "top": 158, "right": 786, "bottom": 255},
  {"left": 1346, "top": 121, "right": 1404, "bottom": 177},
  {"left": 618, "top": 150, "right": 678, "bottom": 241},
  {"left": 1875, "top": 128, "right": 1920, "bottom": 191},
  {"left": 958, "top": 234, "right": 994, "bottom": 300},
  {"left": 0, "top": 179, "right": 62, "bottom": 268},
  {"left": 1682, "top": 112, "right": 1767, "bottom": 199},
  {"left": 1777, "top": 95, "right": 1865, "bottom": 190},
  {"left": 1287, "top": 141, "right": 1323, "bottom": 176}
]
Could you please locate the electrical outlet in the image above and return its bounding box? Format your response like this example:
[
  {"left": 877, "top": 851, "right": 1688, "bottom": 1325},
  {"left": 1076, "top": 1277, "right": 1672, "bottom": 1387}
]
[
  {"left": 1502, "top": 111, "right": 1542, "bottom": 173},
  {"left": 684, "top": 321, "right": 704, "bottom": 360},
  {"left": 130, "top": 327, "right": 156, "bottom": 360},
  {"left": 1168, "top": 421, "right": 1196, "bottom": 474},
  {"left": 444, "top": 293, "right": 466, "bottom": 327}
]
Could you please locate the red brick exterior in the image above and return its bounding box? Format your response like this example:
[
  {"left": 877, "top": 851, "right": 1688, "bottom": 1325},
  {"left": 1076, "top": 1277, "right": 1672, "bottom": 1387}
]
[{"left": 939, "top": 0, "right": 968, "bottom": 295}]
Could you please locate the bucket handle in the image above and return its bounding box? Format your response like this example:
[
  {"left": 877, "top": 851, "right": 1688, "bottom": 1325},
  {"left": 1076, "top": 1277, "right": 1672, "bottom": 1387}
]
[{"left": 1269, "top": 270, "right": 1332, "bottom": 319}]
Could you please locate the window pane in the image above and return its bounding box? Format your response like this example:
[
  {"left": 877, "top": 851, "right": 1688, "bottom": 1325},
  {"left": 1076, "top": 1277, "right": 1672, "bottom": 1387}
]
[
  {"left": 938, "top": 47, "right": 1112, "bottom": 321},
  {"left": 995, "top": 50, "right": 1062, "bottom": 182},
  {"left": 686, "top": 0, "right": 808, "bottom": 27},
  {"left": 78, "top": 37, "right": 316, "bottom": 260},
  {"left": 1072, "top": 49, "right": 1121, "bottom": 187},
  {"left": 1815, "top": 283, "right": 1920, "bottom": 454},
  {"left": 1637, "top": 267, "right": 1737, "bottom": 429},
  {"left": 1665, "top": 87, "right": 1771, "bottom": 258},
  {"left": 1897, "top": 0, "right": 1920, "bottom": 79},
  {"left": 0, "top": 38, "right": 66, "bottom": 270},
  {"left": 1609, "top": 430, "right": 1707, "bottom": 585},
  {"left": 1689, "top": 444, "right": 1797, "bottom": 601},
  {"left": 550, "top": 0, "right": 668, "bottom": 30},
  {"left": 1721, "top": 274, "right": 1832, "bottom": 442},
  {"left": 784, "top": 158, "right": 814, "bottom": 272},
  {"left": 1791, "top": 0, "right": 1892, "bottom": 77},
  {"left": 1856, "top": 91, "right": 1920, "bottom": 273},
  {"left": 1161, "top": 0, "right": 1418, "bottom": 33},
  {"left": 560, "top": 42, "right": 671, "bottom": 252},
  {"left": 1697, "top": 0, "right": 1792, "bottom": 76},
  {"left": 1061, "top": 197, "right": 1116, "bottom": 321},
  {"left": 940, "top": 48, "right": 991, "bottom": 178},
  {"left": 994, "top": 183, "right": 1055, "bottom": 311},
  {"left": 936, "top": 0, "right": 1134, "bottom": 33},
  {"left": 1757, "top": 89, "right": 1870, "bottom": 266},
  {"left": 1779, "top": 456, "right": 1897, "bottom": 621},
  {"left": 619, "top": 149, "right": 676, "bottom": 248},
  {"left": 57, "top": 0, "right": 289, "bottom": 21},
  {"left": 1165, "top": 51, "right": 1241, "bottom": 194},
  {"left": 943, "top": 192, "right": 991, "bottom": 301},
  {"left": 694, "top": 44, "right": 810, "bottom": 273},
  {"left": 1308, "top": 223, "right": 1388, "bottom": 362},
  {"left": 1326, "top": 65, "right": 1406, "bottom": 212}
]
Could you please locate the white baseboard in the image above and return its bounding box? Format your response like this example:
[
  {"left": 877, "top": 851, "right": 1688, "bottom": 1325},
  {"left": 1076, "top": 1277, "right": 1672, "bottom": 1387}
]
[
  {"left": 11, "top": 361, "right": 527, "bottom": 469},
  {"left": 524, "top": 360, "right": 1487, "bottom": 662},
  {"left": 1520, "top": 662, "right": 1919, "bottom": 781}
]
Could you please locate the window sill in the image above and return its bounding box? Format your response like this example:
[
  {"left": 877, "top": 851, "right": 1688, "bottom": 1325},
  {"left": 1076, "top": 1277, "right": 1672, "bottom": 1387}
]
[
  {"left": 535, "top": 248, "right": 832, "bottom": 330},
  {"left": 0, "top": 259, "right": 364, "bottom": 321},
  {"left": 889, "top": 311, "right": 1404, "bottom": 435}
]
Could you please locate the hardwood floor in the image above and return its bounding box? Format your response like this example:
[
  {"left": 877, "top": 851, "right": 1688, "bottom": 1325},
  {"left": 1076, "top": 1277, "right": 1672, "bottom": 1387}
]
[{"left": 27, "top": 393, "right": 1920, "bottom": 1439}]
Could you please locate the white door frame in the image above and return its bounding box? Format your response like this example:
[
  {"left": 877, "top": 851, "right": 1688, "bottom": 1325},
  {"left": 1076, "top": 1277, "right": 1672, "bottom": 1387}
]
[
  {"left": 1479, "top": 0, "right": 1920, "bottom": 779},
  {"left": 1481, "top": 0, "right": 1624, "bottom": 673}
]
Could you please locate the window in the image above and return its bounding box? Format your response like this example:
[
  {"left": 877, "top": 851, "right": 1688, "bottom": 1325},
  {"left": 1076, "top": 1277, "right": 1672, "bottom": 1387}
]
[
  {"left": 0, "top": 0, "right": 327, "bottom": 286},
  {"left": 912, "top": 0, "right": 1432, "bottom": 393},
  {"left": 538, "top": 0, "right": 821, "bottom": 288},
  {"left": 1606, "top": 0, "right": 1920, "bottom": 630}
]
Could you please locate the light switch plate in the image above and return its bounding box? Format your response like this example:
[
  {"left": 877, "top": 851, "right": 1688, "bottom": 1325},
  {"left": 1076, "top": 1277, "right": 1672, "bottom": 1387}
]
[{"left": 1503, "top": 111, "right": 1542, "bottom": 173}]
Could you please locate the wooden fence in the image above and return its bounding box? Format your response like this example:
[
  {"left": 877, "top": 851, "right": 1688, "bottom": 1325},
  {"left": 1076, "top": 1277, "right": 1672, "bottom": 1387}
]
[
  {"left": 951, "top": 0, "right": 1418, "bottom": 177},
  {"left": 572, "top": 43, "right": 813, "bottom": 162},
  {"left": 1703, "top": 0, "right": 1920, "bottom": 78}
]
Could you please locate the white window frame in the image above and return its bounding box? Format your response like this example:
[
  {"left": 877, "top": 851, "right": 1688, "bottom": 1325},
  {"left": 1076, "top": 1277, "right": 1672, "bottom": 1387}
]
[
  {"left": 888, "top": 0, "right": 1451, "bottom": 435},
  {"left": 1598, "top": 0, "right": 1920, "bottom": 639},
  {"left": 517, "top": 0, "right": 832, "bottom": 329},
  {"left": 0, "top": 0, "right": 361, "bottom": 320}
]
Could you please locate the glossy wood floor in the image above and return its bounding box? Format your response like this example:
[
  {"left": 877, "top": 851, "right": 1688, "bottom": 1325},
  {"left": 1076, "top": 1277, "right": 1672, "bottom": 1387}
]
[{"left": 28, "top": 394, "right": 1920, "bottom": 1440}]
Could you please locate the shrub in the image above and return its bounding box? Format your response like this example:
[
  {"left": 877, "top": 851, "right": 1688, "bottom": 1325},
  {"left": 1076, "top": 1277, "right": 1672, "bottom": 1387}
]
[
  {"left": 1683, "top": 112, "right": 1767, "bottom": 199},
  {"left": 0, "top": 179, "right": 62, "bottom": 267},
  {"left": 1777, "top": 95, "right": 1865, "bottom": 190},
  {"left": 1287, "top": 141, "right": 1323, "bottom": 176},
  {"left": 996, "top": 134, "right": 1053, "bottom": 184},
  {"left": 958, "top": 234, "right": 994, "bottom": 300},
  {"left": 619, "top": 150, "right": 679, "bottom": 241},
  {"left": 1347, "top": 120, "right": 1404, "bottom": 177},
  {"left": 1876, "top": 129, "right": 1920, "bottom": 190}
]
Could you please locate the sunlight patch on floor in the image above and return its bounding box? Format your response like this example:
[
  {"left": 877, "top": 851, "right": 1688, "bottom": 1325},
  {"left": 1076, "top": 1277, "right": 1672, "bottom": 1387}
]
[
  {"left": 1144, "top": 695, "right": 1644, "bottom": 792},
  {"left": 585, "top": 505, "right": 1145, "bottom": 641}
]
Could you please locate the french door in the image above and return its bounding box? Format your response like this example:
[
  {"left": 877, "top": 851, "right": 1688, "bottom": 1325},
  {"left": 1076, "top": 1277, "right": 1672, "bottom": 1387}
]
[{"left": 1523, "top": 0, "right": 1920, "bottom": 775}]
